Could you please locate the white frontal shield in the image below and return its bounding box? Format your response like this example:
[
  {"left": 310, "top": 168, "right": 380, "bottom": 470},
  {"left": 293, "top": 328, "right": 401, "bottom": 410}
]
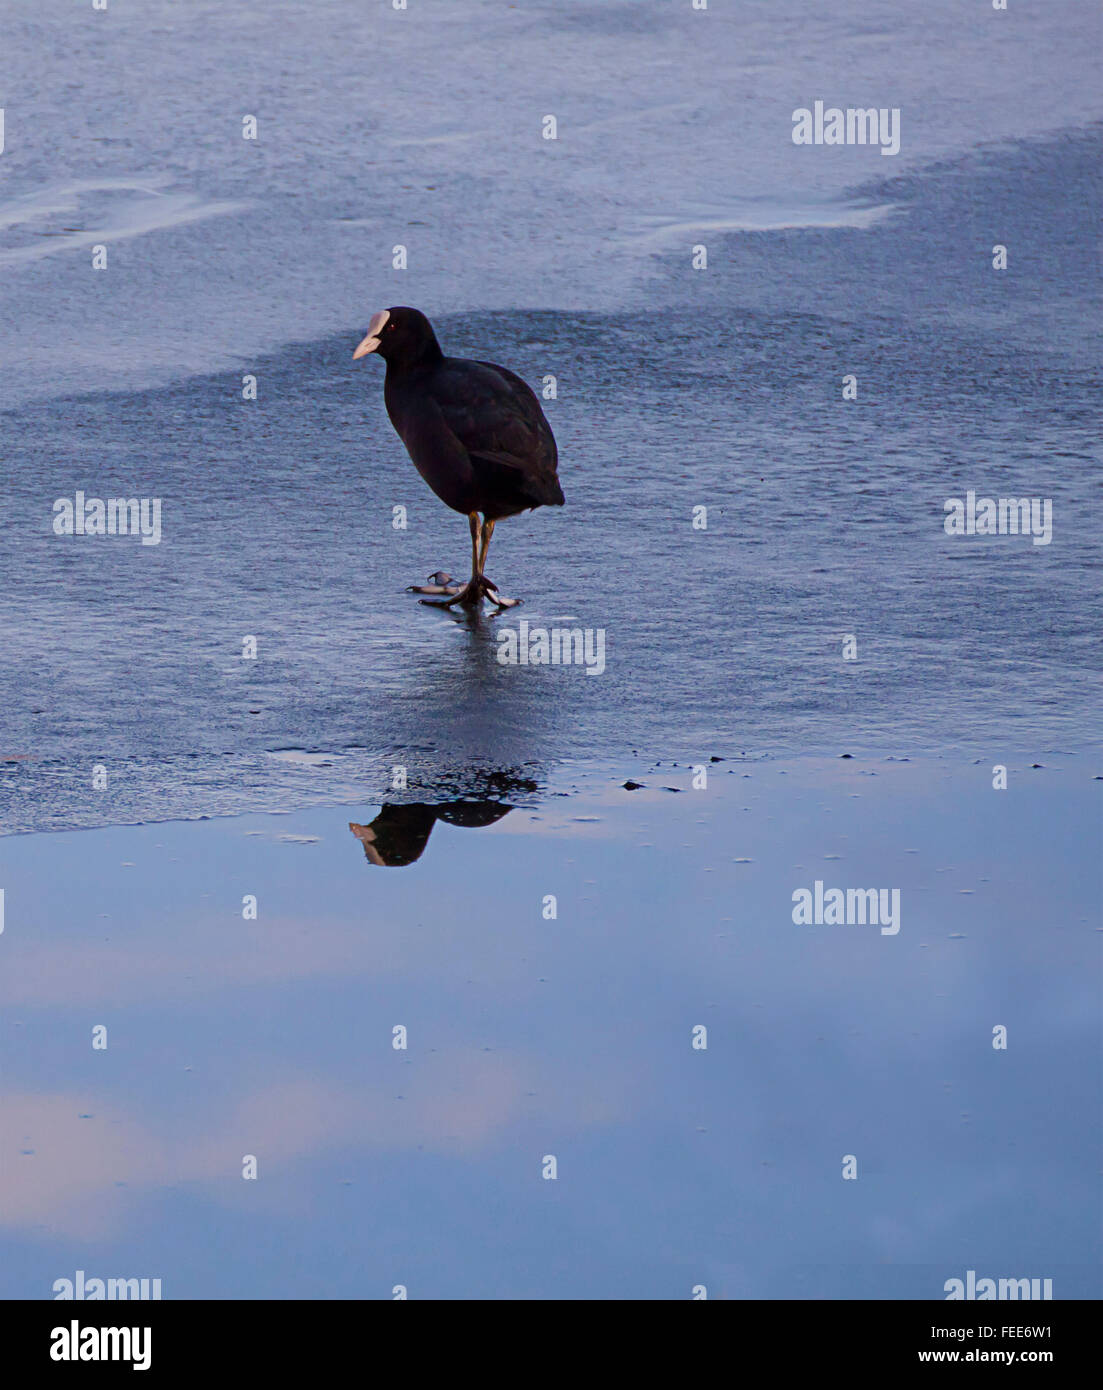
[{"left": 353, "top": 310, "right": 390, "bottom": 358}]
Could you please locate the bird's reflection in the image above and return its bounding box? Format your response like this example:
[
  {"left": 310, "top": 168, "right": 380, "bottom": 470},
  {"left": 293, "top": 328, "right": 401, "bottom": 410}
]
[{"left": 349, "top": 769, "right": 538, "bottom": 867}]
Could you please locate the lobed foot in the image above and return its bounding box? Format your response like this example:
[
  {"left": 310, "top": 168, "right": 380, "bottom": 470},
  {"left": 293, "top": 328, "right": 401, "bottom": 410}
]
[
  {"left": 407, "top": 572, "right": 521, "bottom": 609},
  {"left": 480, "top": 577, "right": 521, "bottom": 609}
]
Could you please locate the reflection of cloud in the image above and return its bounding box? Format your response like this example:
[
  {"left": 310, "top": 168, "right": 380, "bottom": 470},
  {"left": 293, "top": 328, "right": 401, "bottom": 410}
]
[
  {"left": 0, "top": 920, "right": 390, "bottom": 1008},
  {"left": 0, "top": 1051, "right": 625, "bottom": 1237},
  {"left": 1, "top": 1093, "right": 165, "bottom": 1239}
]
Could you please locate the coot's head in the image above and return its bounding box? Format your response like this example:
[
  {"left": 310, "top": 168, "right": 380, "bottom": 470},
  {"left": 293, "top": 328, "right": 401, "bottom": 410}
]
[{"left": 353, "top": 307, "right": 442, "bottom": 368}]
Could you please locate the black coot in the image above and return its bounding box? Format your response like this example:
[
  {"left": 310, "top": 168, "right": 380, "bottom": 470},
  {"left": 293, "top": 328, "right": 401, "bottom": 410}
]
[{"left": 354, "top": 307, "right": 564, "bottom": 607}]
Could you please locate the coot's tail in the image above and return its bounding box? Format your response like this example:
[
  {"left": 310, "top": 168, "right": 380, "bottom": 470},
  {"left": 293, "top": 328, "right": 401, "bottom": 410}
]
[{"left": 542, "top": 476, "right": 566, "bottom": 507}]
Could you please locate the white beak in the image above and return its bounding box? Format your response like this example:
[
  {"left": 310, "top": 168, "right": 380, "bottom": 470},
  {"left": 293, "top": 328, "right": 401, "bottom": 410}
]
[{"left": 353, "top": 310, "right": 390, "bottom": 358}]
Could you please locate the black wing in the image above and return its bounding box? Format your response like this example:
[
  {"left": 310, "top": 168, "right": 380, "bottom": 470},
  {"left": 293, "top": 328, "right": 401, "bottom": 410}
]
[{"left": 429, "top": 357, "right": 563, "bottom": 508}]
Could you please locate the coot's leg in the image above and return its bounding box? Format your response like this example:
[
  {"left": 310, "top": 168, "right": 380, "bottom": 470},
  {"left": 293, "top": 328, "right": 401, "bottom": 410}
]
[
  {"left": 477, "top": 518, "right": 494, "bottom": 572},
  {"left": 413, "top": 512, "right": 484, "bottom": 606},
  {"left": 477, "top": 518, "right": 521, "bottom": 608}
]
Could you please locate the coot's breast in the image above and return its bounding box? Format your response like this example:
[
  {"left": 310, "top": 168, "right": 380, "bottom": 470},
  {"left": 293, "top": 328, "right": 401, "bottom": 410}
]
[{"left": 384, "top": 374, "right": 479, "bottom": 514}]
